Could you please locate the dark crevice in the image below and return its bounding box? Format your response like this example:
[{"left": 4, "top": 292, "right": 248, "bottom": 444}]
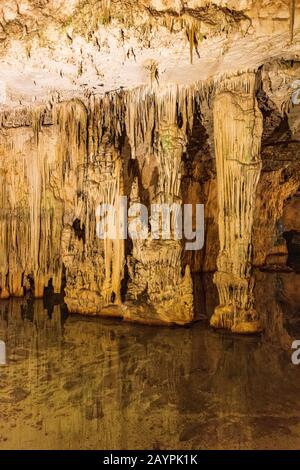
[
  {"left": 283, "top": 230, "right": 300, "bottom": 272},
  {"left": 72, "top": 218, "right": 86, "bottom": 243}
]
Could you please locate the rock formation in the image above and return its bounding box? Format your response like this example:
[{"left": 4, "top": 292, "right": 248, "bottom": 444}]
[
  {"left": 210, "top": 72, "right": 263, "bottom": 333},
  {"left": 0, "top": 0, "right": 299, "bottom": 330}
]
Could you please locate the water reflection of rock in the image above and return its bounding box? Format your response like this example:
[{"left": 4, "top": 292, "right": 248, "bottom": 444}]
[
  {"left": 0, "top": 277, "right": 300, "bottom": 450},
  {"left": 254, "top": 271, "right": 300, "bottom": 348}
]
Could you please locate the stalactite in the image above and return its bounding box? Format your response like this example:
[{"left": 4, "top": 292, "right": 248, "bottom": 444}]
[
  {"left": 0, "top": 68, "right": 271, "bottom": 327},
  {"left": 125, "top": 85, "right": 194, "bottom": 325},
  {"left": 0, "top": 106, "right": 65, "bottom": 299},
  {"left": 125, "top": 84, "right": 194, "bottom": 159},
  {"left": 0, "top": 85, "right": 195, "bottom": 324},
  {"left": 55, "top": 98, "right": 125, "bottom": 316},
  {"left": 290, "top": 0, "right": 296, "bottom": 43},
  {"left": 210, "top": 71, "right": 263, "bottom": 333},
  {"left": 0, "top": 74, "right": 265, "bottom": 325}
]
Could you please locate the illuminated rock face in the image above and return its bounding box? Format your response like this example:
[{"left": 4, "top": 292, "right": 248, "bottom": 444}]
[
  {"left": 124, "top": 86, "right": 194, "bottom": 325},
  {"left": 0, "top": 88, "right": 195, "bottom": 324},
  {"left": 0, "top": 1, "right": 300, "bottom": 329},
  {"left": 210, "top": 73, "right": 263, "bottom": 333}
]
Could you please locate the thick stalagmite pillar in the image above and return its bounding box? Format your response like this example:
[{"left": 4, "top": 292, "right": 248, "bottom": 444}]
[
  {"left": 60, "top": 97, "right": 125, "bottom": 316},
  {"left": 210, "top": 72, "right": 263, "bottom": 333},
  {"left": 125, "top": 86, "right": 194, "bottom": 325}
]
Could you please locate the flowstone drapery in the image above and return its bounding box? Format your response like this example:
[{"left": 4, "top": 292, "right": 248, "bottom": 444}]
[
  {"left": 0, "top": 60, "right": 299, "bottom": 331},
  {"left": 124, "top": 86, "right": 194, "bottom": 325},
  {"left": 0, "top": 87, "right": 195, "bottom": 325},
  {"left": 210, "top": 73, "right": 263, "bottom": 333}
]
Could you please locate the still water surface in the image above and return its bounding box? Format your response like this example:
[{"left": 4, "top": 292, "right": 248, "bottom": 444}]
[{"left": 0, "top": 272, "right": 300, "bottom": 449}]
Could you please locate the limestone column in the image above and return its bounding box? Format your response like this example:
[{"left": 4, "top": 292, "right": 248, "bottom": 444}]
[
  {"left": 125, "top": 86, "right": 194, "bottom": 325},
  {"left": 60, "top": 98, "right": 125, "bottom": 316},
  {"left": 210, "top": 72, "right": 263, "bottom": 333}
]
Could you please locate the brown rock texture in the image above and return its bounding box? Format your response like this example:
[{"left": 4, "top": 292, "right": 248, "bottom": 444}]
[
  {"left": 0, "top": 1, "right": 300, "bottom": 330},
  {"left": 210, "top": 72, "right": 263, "bottom": 333}
]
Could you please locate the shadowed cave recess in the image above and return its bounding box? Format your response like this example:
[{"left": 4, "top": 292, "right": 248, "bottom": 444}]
[{"left": 0, "top": 0, "right": 300, "bottom": 335}]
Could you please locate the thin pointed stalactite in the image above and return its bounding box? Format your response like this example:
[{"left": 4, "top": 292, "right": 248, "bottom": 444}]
[{"left": 290, "top": 0, "right": 296, "bottom": 43}]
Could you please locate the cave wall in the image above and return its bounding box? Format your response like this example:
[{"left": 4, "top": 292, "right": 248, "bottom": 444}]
[
  {"left": 0, "top": 86, "right": 197, "bottom": 325},
  {"left": 1, "top": 60, "right": 300, "bottom": 330}
]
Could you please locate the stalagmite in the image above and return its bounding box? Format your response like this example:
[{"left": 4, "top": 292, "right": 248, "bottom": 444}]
[
  {"left": 0, "top": 97, "right": 126, "bottom": 313},
  {"left": 60, "top": 98, "right": 125, "bottom": 315},
  {"left": 210, "top": 72, "right": 263, "bottom": 333},
  {"left": 124, "top": 85, "right": 194, "bottom": 325},
  {"left": 0, "top": 57, "right": 299, "bottom": 331}
]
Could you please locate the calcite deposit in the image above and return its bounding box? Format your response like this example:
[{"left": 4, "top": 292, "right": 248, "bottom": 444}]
[{"left": 0, "top": 0, "right": 300, "bottom": 331}]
